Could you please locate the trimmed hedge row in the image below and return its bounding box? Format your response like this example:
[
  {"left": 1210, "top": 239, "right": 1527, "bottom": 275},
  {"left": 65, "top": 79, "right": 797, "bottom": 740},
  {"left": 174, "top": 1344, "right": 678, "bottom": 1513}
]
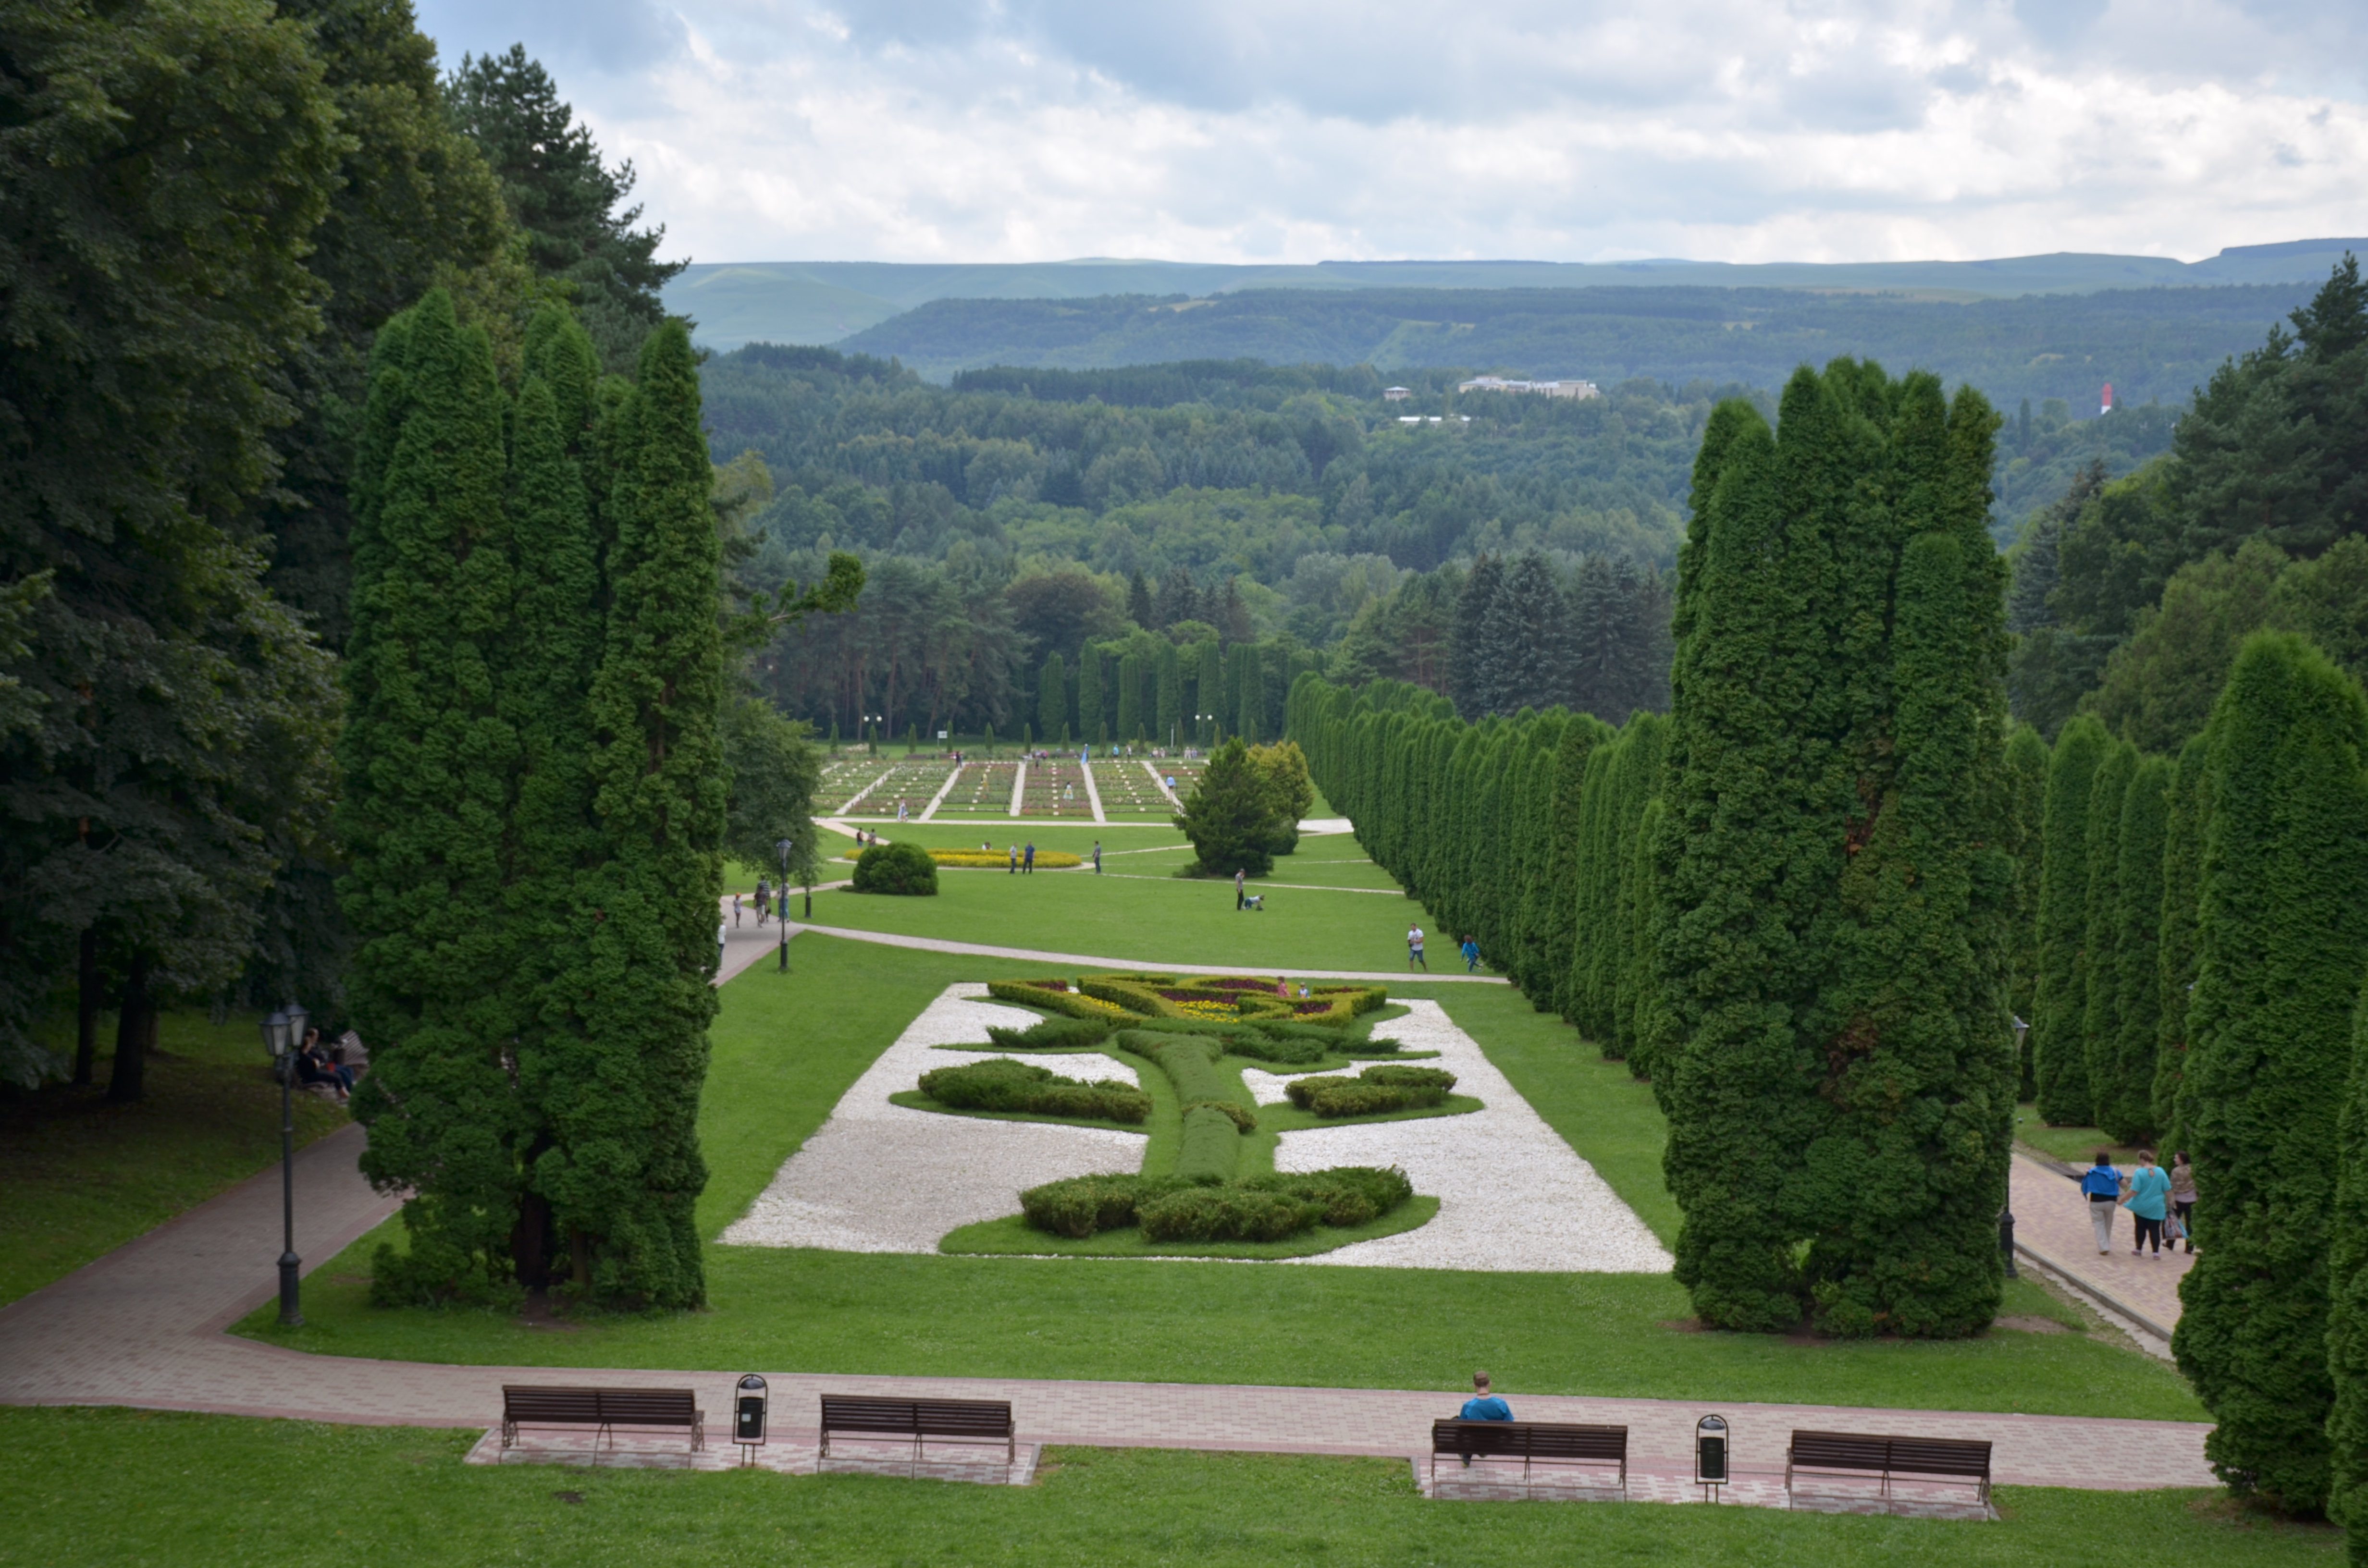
[
  {"left": 916, "top": 1058, "right": 1151, "bottom": 1124},
  {"left": 1020, "top": 1165, "right": 1415, "bottom": 1242},
  {"left": 1283, "top": 1064, "right": 1458, "bottom": 1116},
  {"left": 1176, "top": 1105, "right": 1246, "bottom": 1181},
  {"left": 985, "top": 1015, "right": 1112, "bottom": 1050}
]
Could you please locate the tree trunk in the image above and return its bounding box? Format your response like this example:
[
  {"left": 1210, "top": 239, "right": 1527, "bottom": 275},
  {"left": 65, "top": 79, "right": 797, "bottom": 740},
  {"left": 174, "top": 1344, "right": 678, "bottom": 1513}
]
[
  {"left": 105, "top": 950, "right": 150, "bottom": 1103},
  {"left": 74, "top": 926, "right": 99, "bottom": 1088}
]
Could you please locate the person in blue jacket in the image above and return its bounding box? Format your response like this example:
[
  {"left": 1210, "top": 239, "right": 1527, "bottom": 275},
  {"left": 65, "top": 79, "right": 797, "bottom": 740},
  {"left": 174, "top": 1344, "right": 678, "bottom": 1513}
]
[{"left": 2080, "top": 1151, "right": 2127, "bottom": 1255}]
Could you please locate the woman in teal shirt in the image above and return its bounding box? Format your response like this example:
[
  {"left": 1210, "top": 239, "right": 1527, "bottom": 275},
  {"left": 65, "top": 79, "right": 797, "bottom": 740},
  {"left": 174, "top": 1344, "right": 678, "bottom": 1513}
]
[{"left": 2125, "top": 1151, "right": 2172, "bottom": 1256}]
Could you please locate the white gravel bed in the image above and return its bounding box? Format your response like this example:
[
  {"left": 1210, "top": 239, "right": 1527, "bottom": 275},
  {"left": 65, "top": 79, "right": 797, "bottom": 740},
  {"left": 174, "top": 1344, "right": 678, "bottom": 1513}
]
[
  {"left": 718, "top": 985, "right": 1144, "bottom": 1252},
  {"left": 1274, "top": 1001, "right": 1674, "bottom": 1274}
]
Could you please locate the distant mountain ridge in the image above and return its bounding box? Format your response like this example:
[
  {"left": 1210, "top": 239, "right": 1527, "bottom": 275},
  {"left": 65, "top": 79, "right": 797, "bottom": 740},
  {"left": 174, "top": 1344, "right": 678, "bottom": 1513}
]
[{"left": 666, "top": 240, "right": 2366, "bottom": 352}]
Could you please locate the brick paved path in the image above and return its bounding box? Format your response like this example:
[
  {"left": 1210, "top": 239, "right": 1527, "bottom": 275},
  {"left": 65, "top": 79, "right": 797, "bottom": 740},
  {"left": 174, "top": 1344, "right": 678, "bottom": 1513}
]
[
  {"left": 0, "top": 1121, "right": 2214, "bottom": 1491},
  {"left": 775, "top": 921, "right": 1508, "bottom": 983},
  {"left": 2009, "top": 1154, "right": 2192, "bottom": 1339}
]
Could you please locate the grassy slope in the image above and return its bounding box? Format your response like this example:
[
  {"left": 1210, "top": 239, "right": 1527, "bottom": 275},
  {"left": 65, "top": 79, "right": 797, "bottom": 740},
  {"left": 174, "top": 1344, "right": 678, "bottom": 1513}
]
[
  {"left": 236, "top": 936, "right": 2204, "bottom": 1421},
  {"left": 0, "top": 1009, "right": 349, "bottom": 1306},
  {"left": 801, "top": 834, "right": 1437, "bottom": 972},
  {"left": 2, "top": 1409, "right": 2338, "bottom": 1568}
]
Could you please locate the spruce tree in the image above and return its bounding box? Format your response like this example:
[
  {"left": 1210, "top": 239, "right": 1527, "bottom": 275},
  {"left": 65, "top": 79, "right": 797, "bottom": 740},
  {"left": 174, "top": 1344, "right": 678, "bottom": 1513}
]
[
  {"left": 2004, "top": 724, "right": 2050, "bottom": 1097},
  {"left": 1449, "top": 554, "right": 1504, "bottom": 718},
  {"left": 2032, "top": 715, "right": 2108, "bottom": 1124},
  {"left": 2175, "top": 633, "right": 2368, "bottom": 1513},
  {"left": 2097, "top": 754, "right": 2171, "bottom": 1143},
  {"left": 552, "top": 319, "right": 724, "bottom": 1309},
  {"left": 2079, "top": 740, "right": 2136, "bottom": 1124},
  {"left": 1038, "top": 652, "right": 1067, "bottom": 743},
  {"left": 2153, "top": 733, "right": 2210, "bottom": 1135},
  {"left": 344, "top": 291, "right": 529, "bottom": 1302}
]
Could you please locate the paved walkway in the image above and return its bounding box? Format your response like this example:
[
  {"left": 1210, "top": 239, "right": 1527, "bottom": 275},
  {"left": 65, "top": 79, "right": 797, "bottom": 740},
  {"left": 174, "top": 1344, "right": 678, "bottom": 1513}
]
[
  {"left": 0, "top": 1130, "right": 2212, "bottom": 1491},
  {"left": 771, "top": 921, "right": 1509, "bottom": 982},
  {"left": 2010, "top": 1153, "right": 2192, "bottom": 1339}
]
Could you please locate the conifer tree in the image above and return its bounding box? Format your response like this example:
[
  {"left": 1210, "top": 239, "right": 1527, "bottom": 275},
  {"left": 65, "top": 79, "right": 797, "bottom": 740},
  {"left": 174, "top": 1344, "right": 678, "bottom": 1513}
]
[
  {"left": 1607, "top": 715, "right": 1668, "bottom": 1061},
  {"left": 2176, "top": 634, "right": 2368, "bottom": 1513},
  {"left": 1077, "top": 646, "right": 1104, "bottom": 743},
  {"left": 1658, "top": 363, "right": 2012, "bottom": 1335},
  {"left": 1449, "top": 554, "right": 1504, "bottom": 718},
  {"left": 2097, "top": 754, "right": 2171, "bottom": 1143},
  {"left": 2079, "top": 741, "right": 2136, "bottom": 1122},
  {"left": 344, "top": 291, "right": 529, "bottom": 1302},
  {"left": 1157, "top": 641, "right": 1182, "bottom": 744},
  {"left": 2004, "top": 724, "right": 2050, "bottom": 1097},
  {"left": 2032, "top": 715, "right": 2109, "bottom": 1124},
  {"left": 1542, "top": 715, "right": 1613, "bottom": 1015},
  {"left": 2333, "top": 996, "right": 2368, "bottom": 1556},
  {"left": 551, "top": 319, "right": 725, "bottom": 1309},
  {"left": 2153, "top": 733, "right": 2210, "bottom": 1135},
  {"left": 1235, "top": 642, "right": 1262, "bottom": 743},
  {"left": 1196, "top": 640, "right": 1222, "bottom": 743},
  {"left": 1116, "top": 652, "right": 1142, "bottom": 743},
  {"left": 1038, "top": 652, "right": 1067, "bottom": 743}
]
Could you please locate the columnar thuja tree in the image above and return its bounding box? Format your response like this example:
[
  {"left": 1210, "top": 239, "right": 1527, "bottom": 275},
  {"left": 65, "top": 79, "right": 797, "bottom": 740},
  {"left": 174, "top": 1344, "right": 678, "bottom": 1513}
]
[
  {"left": 2078, "top": 740, "right": 2135, "bottom": 1128},
  {"left": 2004, "top": 725, "right": 2051, "bottom": 1096},
  {"left": 1656, "top": 360, "right": 2014, "bottom": 1336},
  {"left": 2152, "top": 733, "right": 2210, "bottom": 1135},
  {"left": 2176, "top": 633, "right": 2368, "bottom": 1514},
  {"left": 346, "top": 298, "right": 728, "bottom": 1310},
  {"left": 1038, "top": 652, "right": 1067, "bottom": 743},
  {"left": 2096, "top": 753, "right": 2171, "bottom": 1143},
  {"left": 2032, "top": 715, "right": 2108, "bottom": 1124}
]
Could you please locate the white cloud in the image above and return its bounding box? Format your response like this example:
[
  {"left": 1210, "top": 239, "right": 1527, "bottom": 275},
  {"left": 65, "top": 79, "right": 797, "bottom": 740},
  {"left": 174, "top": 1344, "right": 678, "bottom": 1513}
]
[{"left": 412, "top": 0, "right": 2368, "bottom": 265}]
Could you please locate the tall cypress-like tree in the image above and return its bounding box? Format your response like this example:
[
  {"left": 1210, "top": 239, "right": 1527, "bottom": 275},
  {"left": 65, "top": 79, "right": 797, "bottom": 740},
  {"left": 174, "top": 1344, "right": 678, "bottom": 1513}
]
[
  {"left": 344, "top": 291, "right": 529, "bottom": 1302},
  {"left": 1038, "top": 652, "right": 1068, "bottom": 743},
  {"left": 2175, "top": 633, "right": 2368, "bottom": 1513},
  {"left": 2153, "top": 732, "right": 2210, "bottom": 1136},
  {"left": 2032, "top": 715, "right": 2109, "bottom": 1124},
  {"left": 551, "top": 319, "right": 724, "bottom": 1309},
  {"left": 1077, "top": 646, "right": 1105, "bottom": 743},
  {"left": 1156, "top": 641, "right": 1181, "bottom": 744},
  {"left": 1195, "top": 640, "right": 1222, "bottom": 743},
  {"left": 1115, "top": 652, "right": 1141, "bottom": 744},
  {"left": 2004, "top": 724, "right": 2050, "bottom": 1097},
  {"left": 2331, "top": 995, "right": 2368, "bottom": 1557},
  {"left": 2079, "top": 740, "right": 2136, "bottom": 1124},
  {"left": 1658, "top": 362, "right": 2012, "bottom": 1335},
  {"left": 1235, "top": 641, "right": 1262, "bottom": 743},
  {"left": 2097, "top": 753, "right": 2171, "bottom": 1143},
  {"left": 1543, "top": 715, "right": 1613, "bottom": 1016}
]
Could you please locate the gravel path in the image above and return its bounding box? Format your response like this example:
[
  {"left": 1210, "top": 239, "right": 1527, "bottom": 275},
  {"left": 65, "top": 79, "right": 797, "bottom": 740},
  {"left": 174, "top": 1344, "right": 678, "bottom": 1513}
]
[
  {"left": 1272, "top": 1001, "right": 1675, "bottom": 1274},
  {"left": 719, "top": 986, "right": 1144, "bottom": 1252}
]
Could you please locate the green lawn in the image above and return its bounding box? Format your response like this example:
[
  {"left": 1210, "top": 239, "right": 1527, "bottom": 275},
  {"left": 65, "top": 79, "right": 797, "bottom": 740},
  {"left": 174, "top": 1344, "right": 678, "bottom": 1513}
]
[
  {"left": 803, "top": 834, "right": 1438, "bottom": 973},
  {"left": 233, "top": 939, "right": 2206, "bottom": 1421},
  {"left": 0, "top": 1009, "right": 350, "bottom": 1306},
  {"left": 2014, "top": 1109, "right": 2167, "bottom": 1168},
  {"left": 0, "top": 1409, "right": 2335, "bottom": 1568}
]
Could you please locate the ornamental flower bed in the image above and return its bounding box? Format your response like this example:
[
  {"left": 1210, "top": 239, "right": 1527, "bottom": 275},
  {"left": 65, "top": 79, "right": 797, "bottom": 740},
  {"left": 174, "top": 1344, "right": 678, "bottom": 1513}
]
[
  {"left": 987, "top": 978, "right": 1143, "bottom": 1022},
  {"left": 927, "top": 846, "right": 1083, "bottom": 869},
  {"left": 1079, "top": 973, "right": 1385, "bottom": 1029}
]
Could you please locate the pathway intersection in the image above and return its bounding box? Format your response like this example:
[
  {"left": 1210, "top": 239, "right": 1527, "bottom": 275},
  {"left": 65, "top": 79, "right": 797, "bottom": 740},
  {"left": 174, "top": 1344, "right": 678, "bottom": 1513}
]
[{"left": 0, "top": 920, "right": 2218, "bottom": 1513}]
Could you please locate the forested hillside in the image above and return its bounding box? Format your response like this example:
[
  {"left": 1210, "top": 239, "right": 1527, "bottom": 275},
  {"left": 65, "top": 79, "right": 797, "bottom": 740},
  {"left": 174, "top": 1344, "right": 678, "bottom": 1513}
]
[{"left": 836, "top": 282, "right": 2314, "bottom": 409}]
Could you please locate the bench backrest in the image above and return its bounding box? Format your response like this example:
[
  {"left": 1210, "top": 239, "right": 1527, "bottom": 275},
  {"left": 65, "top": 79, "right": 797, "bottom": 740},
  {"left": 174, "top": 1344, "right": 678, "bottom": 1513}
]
[
  {"left": 1791, "top": 1430, "right": 1990, "bottom": 1479},
  {"left": 503, "top": 1385, "right": 698, "bottom": 1427},
  {"left": 821, "top": 1395, "right": 1013, "bottom": 1439},
  {"left": 1431, "top": 1420, "right": 1627, "bottom": 1461}
]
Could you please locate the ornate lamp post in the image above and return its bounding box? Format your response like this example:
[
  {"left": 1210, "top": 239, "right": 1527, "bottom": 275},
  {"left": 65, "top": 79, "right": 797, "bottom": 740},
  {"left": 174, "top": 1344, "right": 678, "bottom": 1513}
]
[
  {"left": 2000, "top": 1014, "right": 2031, "bottom": 1280},
  {"left": 776, "top": 836, "right": 795, "bottom": 972},
  {"left": 259, "top": 1000, "right": 310, "bottom": 1326}
]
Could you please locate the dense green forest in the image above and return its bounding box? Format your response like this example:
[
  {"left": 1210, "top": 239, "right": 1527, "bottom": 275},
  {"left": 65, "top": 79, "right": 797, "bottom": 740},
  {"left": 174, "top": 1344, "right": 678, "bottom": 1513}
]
[{"left": 836, "top": 282, "right": 2315, "bottom": 408}]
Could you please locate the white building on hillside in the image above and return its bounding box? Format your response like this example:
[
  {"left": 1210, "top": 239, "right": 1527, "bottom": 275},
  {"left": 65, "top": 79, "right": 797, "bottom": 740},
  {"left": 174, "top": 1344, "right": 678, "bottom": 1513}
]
[{"left": 1456, "top": 376, "right": 1600, "bottom": 399}]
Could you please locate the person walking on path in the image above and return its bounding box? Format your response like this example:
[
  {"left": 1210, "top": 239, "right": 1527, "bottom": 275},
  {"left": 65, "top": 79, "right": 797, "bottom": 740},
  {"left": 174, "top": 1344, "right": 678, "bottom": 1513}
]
[
  {"left": 1024, "top": 841, "right": 1036, "bottom": 875},
  {"left": 1407, "top": 924, "right": 1427, "bottom": 971},
  {"left": 1235, "top": 868, "right": 1246, "bottom": 909},
  {"left": 2125, "top": 1150, "right": 2172, "bottom": 1256},
  {"left": 2169, "top": 1151, "right": 2197, "bottom": 1254},
  {"left": 2079, "top": 1151, "right": 2125, "bottom": 1255},
  {"left": 731, "top": 892, "right": 743, "bottom": 929},
  {"left": 755, "top": 878, "right": 770, "bottom": 927},
  {"left": 1008, "top": 844, "right": 1019, "bottom": 874},
  {"left": 1093, "top": 840, "right": 1102, "bottom": 874},
  {"left": 1460, "top": 935, "right": 1479, "bottom": 973}
]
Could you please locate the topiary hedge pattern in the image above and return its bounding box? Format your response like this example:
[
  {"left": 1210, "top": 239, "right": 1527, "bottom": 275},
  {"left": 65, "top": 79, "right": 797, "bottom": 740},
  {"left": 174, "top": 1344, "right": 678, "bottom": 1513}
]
[
  {"left": 1020, "top": 1166, "right": 1414, "bottom": 1242},
  {"left": 1283, "top": 1065, "right": 1457, "bottom": 1116},
  {"left": 1175, "top": 1104, "right": 1246, "bottom": 1181},
  {"left": 987, "top": 978, "right": 1141, "bottom": 1023},
  {"left": 1080, "top": 972, "right": 1386, "bottom": 1029},
  {"left": 916, "top": 1058, "right": 1150, "bottom": 1124},
  {"left": 852, "top": 839, "right": 938, "bottom": 895},
  {"left": 985, "top": 1015, "right": 1112, "bottom": 1050}
]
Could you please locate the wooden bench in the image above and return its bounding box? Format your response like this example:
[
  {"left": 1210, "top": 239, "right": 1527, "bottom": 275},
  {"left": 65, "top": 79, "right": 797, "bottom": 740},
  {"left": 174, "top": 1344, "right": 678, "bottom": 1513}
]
[
  {"left": 500, "top": 1385, "right": 704, "bottom": 1452},
  {"left": 1785, "top": 1430, "right": 1992, "bottom": 1507},
  {"left": 818, "top": 1395, "right": 1016, "bottom": 1473},
  {"left": 1430, "top": 1420, "right": 1628, "bottom": 1494}
]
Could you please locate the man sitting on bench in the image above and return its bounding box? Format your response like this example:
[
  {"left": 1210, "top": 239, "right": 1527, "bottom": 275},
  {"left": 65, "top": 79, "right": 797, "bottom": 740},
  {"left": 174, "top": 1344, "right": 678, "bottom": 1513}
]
[{"left": 1455, "top": 1372, "right": 1511, "bottom": 1464}]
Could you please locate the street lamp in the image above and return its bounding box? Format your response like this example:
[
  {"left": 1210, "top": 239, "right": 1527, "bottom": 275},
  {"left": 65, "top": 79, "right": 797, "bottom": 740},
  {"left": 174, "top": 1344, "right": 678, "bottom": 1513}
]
[
  {"left": 776, "top": 837, "right": 795, "bottom": 973},
  {"left": 259, "top": 1000, "right": 309, "bottom": 1326},
  {"left": 2000, "top": 1014, "right": 2031, "bottom": 1280}
]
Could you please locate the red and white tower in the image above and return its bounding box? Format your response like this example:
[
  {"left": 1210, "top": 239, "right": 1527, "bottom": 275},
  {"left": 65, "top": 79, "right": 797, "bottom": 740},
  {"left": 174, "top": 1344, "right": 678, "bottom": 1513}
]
[{"left": 2100, "top": 382, "right": 2115, "bottom": 416}]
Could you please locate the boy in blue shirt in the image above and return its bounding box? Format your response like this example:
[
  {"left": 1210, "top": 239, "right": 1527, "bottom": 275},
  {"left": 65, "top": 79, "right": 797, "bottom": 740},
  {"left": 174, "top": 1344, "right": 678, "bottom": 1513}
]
[
  {"left": 2079, "top": 1151, "right": 2126, "bottom": 1255},
  {"left": 1460, "top": 1372, "right": 1511, "bottom": 1421}
]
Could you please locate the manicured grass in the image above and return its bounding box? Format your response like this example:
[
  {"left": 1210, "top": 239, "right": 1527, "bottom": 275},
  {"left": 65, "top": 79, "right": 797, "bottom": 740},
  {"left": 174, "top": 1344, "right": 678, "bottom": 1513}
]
[
  {"left": 940, "top": 1197, "right": 1444, "bottom": 1259},
  {"left": 1, "top": 1409, "right": 2335, "bottom": 1568},
  {"left": 806, "top": 839, "right": 1455, "bottom": 973},
  {"left": 234, "top": 939, "right": 2206, "bottom": 1421},
  {"left": 0, "top": 1009, "right": 349, "bottom": 1307},
  {"left": 2014, "top": 1109, "right": 2160, "bottom": 1168}
]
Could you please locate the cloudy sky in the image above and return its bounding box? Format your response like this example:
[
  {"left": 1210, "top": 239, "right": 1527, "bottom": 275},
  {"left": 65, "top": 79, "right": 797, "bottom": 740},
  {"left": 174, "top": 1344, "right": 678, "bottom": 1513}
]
[{"left": 410, "top": 0, "right": 2368, "bottom": 268}]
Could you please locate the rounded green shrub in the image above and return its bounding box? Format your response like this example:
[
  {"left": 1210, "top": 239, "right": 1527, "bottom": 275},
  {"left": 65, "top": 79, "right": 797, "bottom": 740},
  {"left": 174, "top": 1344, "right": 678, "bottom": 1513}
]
[{"left": 852, "top": 839, "right": 938, "bottom": 894}]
